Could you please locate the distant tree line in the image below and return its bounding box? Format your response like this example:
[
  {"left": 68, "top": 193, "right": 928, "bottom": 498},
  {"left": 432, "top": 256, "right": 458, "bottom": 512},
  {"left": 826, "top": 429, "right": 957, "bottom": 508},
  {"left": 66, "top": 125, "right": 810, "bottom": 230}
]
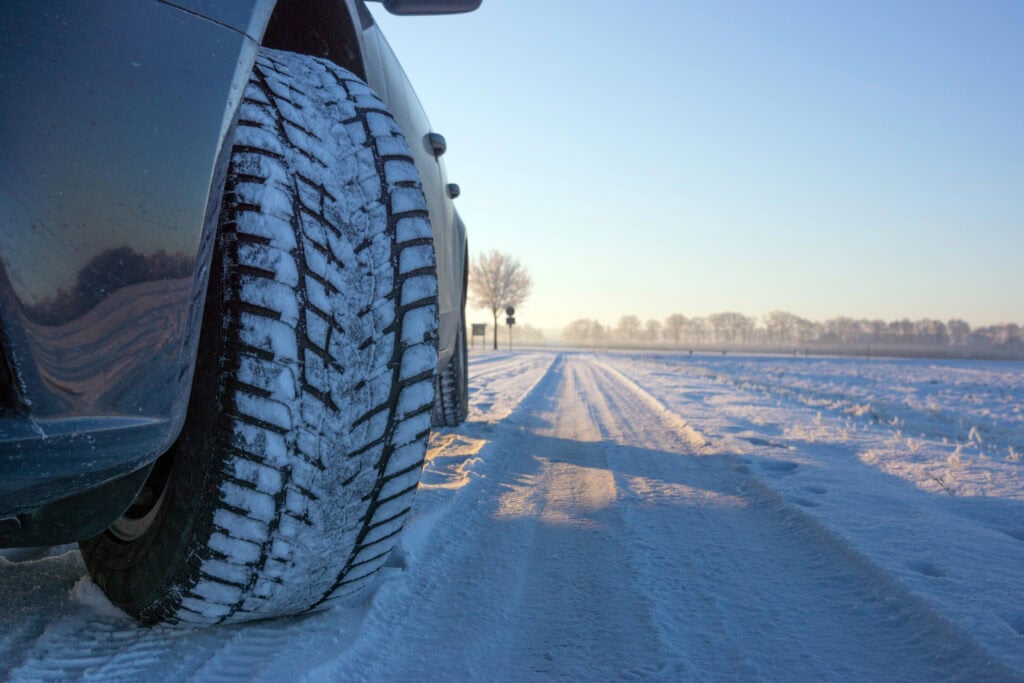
[{"left": 563, "top": 311, "right": 1024, "bottom": 357}]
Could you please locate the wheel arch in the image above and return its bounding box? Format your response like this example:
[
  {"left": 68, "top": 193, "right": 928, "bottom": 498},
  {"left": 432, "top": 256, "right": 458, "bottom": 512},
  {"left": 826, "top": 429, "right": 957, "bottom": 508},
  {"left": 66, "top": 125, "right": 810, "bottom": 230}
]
[
  {"left": 0, "top": 1, "right": 374, "bottom": 549},
  {"left": 173, "top": 0, "right": 375, "bottom": 440},
  {"left": 181, "top": 0, "right": 372, "bottom": 404},
  {"left": 260, "top": 0, "right": 369, "bottom": 81}
]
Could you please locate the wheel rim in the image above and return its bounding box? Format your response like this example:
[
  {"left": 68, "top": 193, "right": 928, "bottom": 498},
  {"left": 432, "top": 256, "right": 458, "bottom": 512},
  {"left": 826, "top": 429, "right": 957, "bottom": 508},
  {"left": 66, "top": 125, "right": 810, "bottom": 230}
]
[
  {"left": 108, "top": 484, "right": 168, "bottom": 542},
  {"left": 107, "top": 450, "right": 175, "bottom": 542}
]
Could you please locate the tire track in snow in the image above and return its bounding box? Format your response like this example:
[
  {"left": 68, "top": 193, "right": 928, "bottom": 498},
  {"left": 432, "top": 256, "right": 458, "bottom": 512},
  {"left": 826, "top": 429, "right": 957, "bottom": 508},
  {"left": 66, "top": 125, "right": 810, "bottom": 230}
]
[
  {"left": 326, "top": 352, "right": 680, "bottom": 679},
  {"left": 0, "top": 563, "right": 367, "bottom": 681},
  {"left": 488, "top": 356, "right": 671, "bottom": 679},
  {"left": 0, "top": 353, "right": 558, "bottom": 683},
  {"left": 464, "top": 351, "right": 549, "bottom": 382},
  {"left": 2, "top": 353, "right": 1016, "bottom": 680},
  {"left": 327, "top": 352, "right": 1015, "bottom": 680},
  {"left": 465, "top": 351, "right": 556, "bottom": 424},
  {"left": 600, "top": 352, "right": 1024, "bottom": 677},
  {"left": 0, "top": 555, "right": 195, "bottom": 683},
  {"left": 576, "top": 357, "right": 1016, "bottom": 681},
  {"left": 4, "top": 603, "right": 183, "bottom": 682}
]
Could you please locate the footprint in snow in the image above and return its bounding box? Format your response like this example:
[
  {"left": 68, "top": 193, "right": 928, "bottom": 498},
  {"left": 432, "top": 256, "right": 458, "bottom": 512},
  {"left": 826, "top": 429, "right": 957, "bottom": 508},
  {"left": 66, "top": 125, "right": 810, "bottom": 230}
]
[
  {"left": 621, "top": 659, "right": 669, "bottom": 680},
  {"left": 1000, "top": 528, "right": 1024, "bottom": 542},
  {"left": 789, "top": 497, "right": 820, "bottom": 508},
  {"left": 802, "top": 485, "right": 828, "bottom": 495},
  {"left": 733, "top": 456, "right": 753, "bottom": 473},
  {"left": 744, "top": 436, "right": 789, "bottom": 449},
  {"left": 905, "top": 559, "right": 948, "bottom": 578},
  {"left": 1002, "top": 614, "right": 1024, "bottom": 636},
  {"left": 759, "top": 460, "right": 799, "bottom": 475}
]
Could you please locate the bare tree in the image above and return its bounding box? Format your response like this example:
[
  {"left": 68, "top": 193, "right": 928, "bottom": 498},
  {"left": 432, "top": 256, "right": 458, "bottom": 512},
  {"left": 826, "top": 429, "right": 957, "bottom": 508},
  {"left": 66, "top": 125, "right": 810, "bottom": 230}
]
[
  {"left": 644, "top": 319, "right": 663, "bottom": 344},
  {"left": 664, "top": 314, "right": 687, "bottom": 346},
  {"left": 563, "top": 318, "right": 606, "bottom": 346},
  {"left": 686, "top": 317, "right": 709, "bottom": 344},
  {"left": 615, "top": 315, "right": 642, "bottom": 344},
  {"left": 865, "top": 319, "right": 887, "bottom": 343},
  {"left": 469, "top": 250, "right": 533, "bottom": 349},
  {"left": 915, "top": 319, "right": 948, "bottom": 346},
  {"left": 969, "top": 323, "right": 1020, "bottom": 347},
  {"left": 764, "top": 311, "right": 793, "bottom": 345},
  {"left": 824, "top": 317, "right": 860, "bottom": 344},
  {"left": 889, "top": 318, "right": 915, "bottom": 342},
  {"left": 947, "top": 319, "right": 971, "bottom": 346},
  {"left": 707, "top": 312, "right": 754, "bottom": 344}
]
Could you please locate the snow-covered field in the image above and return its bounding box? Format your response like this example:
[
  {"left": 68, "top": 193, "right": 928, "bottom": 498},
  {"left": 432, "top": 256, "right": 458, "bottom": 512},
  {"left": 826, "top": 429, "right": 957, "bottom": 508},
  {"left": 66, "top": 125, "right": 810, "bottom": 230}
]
[{"left": 2, "top": 350, "right": 1023, "bottom": 681}]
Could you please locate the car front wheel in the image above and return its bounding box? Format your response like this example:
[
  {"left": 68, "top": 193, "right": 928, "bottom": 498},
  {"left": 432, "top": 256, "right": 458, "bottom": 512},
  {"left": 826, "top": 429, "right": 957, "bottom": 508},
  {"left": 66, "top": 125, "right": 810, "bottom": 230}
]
[{"left": 80, "top": 49, "right": 438, "bottom": 624}]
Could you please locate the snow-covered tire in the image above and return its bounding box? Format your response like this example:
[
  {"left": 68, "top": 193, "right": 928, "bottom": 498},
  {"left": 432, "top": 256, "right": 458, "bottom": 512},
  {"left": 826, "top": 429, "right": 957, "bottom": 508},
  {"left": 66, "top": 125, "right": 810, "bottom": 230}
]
[
  {"left": 80, "top": 49, "right": 438, "bottom": 625},
  {"left": 432, "top": 315, "right": 468, "bottom": 427}
]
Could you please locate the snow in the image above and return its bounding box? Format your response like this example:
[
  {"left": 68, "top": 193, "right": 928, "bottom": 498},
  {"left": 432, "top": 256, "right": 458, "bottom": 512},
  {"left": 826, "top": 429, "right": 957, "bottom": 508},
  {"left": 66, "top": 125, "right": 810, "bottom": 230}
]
[
  {"left": 235, "top": 392, "right": 292, "bottom": 432},
  {"left": 237, "top": 243, "right": 299, "bottom": 287},
  {"left": 398, "top": 244, "right": 435, "bottom": 275},
  {"left": 389, "top": 187, "right": 427, "bottom": 214},
  {"left": 70, "top": 577, "right": 127, "bottom": 621},
  {"left": 384, "top": 159, "right": 420, "bottom": 185},
  {"left": 2, "top": 350, "right": 1023, "bottom": 680},
  {"left": 239, "top": 313, "right": 299, "bottom": 363}
]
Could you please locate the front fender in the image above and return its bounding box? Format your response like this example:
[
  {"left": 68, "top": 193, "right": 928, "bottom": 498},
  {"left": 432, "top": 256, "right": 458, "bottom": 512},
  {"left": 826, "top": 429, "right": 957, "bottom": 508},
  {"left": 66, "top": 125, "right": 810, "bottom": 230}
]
[{"left": 0, "top": 1, "right": 261, "bottom": 516}]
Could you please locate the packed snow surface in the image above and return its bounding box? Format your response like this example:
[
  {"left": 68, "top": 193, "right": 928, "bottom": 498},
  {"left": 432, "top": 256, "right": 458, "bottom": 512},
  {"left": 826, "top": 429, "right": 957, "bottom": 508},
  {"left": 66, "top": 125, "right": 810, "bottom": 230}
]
[{"left": 2, "top": 350, "right": 1023, "bottom": 681}]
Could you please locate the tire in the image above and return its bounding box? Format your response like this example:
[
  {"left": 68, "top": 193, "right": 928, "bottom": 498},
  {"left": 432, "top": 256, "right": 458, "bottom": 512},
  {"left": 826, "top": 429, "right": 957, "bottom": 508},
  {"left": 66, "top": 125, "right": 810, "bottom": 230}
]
[
  {"left": 432, "top": 315, "right": 468, "bottom": 427},
  {"left": 79, "top": 49, "right": 439, "bottom": 625}
]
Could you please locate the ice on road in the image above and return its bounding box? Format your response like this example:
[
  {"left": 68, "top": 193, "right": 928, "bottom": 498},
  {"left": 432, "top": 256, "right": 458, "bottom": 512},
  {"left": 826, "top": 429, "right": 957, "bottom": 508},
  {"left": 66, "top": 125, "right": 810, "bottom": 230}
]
[{"left": 2, "top": 350, "right": 1022, "bottom": 681}]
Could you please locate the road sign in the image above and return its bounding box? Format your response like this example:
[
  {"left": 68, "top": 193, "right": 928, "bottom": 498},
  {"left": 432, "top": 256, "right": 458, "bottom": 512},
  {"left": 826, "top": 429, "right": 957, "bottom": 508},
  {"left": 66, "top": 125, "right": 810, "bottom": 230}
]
[
  {"left": 505, "top": 306, "right": 515, "bottom": 316},
  {"left": 506, "top": 316, "right": 516, "bottom": 326},
  {"left": 470, "top": 323, "right": 487, "bottom": 348}
]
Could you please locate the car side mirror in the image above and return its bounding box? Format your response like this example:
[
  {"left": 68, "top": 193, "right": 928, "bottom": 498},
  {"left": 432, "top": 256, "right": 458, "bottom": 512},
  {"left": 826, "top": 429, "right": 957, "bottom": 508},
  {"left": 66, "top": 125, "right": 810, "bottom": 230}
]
[{"left": 368, "top": 0, "right": 481, "bottom": 15}]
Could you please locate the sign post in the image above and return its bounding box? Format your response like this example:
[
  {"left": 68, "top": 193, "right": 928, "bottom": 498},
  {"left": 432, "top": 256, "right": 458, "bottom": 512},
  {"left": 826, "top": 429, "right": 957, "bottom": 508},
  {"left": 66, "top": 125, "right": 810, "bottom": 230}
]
[
  {"left": 470, "top": 323, "right": 487, "bottom": 349},
  {"left": 505, "top": 306, "right": 516, "bottom": 351}
]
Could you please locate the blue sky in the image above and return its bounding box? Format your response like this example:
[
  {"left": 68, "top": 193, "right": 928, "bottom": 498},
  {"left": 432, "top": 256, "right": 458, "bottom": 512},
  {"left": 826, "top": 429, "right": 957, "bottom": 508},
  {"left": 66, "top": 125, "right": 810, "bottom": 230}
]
[{"left": 370, "top": 1, "right": 1023, "bottom": 332}]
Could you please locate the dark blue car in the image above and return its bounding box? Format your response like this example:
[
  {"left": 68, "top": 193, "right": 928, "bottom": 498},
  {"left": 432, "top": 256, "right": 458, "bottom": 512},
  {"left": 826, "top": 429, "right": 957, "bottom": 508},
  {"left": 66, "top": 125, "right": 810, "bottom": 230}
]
[{"left": 0, "top": 0, "right": 473, "bottom": 624}]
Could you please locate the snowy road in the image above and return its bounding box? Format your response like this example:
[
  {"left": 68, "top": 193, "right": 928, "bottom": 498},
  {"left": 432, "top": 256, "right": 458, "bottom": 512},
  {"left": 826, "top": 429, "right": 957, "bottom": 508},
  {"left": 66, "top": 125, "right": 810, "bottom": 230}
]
[{"left": 2, "top": 351, "right": 1022, "bottom": 681}]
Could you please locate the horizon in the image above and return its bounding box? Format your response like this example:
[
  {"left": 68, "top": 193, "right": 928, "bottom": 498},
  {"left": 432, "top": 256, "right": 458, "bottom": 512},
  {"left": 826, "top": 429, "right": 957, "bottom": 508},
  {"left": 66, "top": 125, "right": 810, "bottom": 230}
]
[
  {"left": 466, "top": 310, "right": 1023, "bottom": 342},
  {"left": 471, "top": 311, "right": 1022, "bottom": 344}
]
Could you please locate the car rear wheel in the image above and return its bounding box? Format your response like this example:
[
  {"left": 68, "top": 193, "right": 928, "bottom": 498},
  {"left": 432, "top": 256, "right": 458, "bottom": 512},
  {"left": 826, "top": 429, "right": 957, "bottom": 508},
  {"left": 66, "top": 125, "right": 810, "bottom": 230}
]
[
  {"left": 432, "top": 313, "right": 468, "bottom": 427},
  {"left": 432, "top": 244, "right": 469, "bottom": 428},
  {"left": 80, "top": 48, "right": 438, "bottom": 624}
]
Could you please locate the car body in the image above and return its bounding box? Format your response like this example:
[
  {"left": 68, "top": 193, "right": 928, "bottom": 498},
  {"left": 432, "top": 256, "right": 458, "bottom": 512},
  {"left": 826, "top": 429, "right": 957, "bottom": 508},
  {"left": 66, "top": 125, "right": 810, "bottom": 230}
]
[{"left": 0, "top": 0, "right": 472, "bottom": 549}]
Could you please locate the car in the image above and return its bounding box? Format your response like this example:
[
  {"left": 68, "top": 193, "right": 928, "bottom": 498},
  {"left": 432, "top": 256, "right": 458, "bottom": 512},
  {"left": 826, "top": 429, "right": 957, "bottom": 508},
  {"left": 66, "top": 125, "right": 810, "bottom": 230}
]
[{"left": 0, "top": 0, "right": 475, "bottom": 624}]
